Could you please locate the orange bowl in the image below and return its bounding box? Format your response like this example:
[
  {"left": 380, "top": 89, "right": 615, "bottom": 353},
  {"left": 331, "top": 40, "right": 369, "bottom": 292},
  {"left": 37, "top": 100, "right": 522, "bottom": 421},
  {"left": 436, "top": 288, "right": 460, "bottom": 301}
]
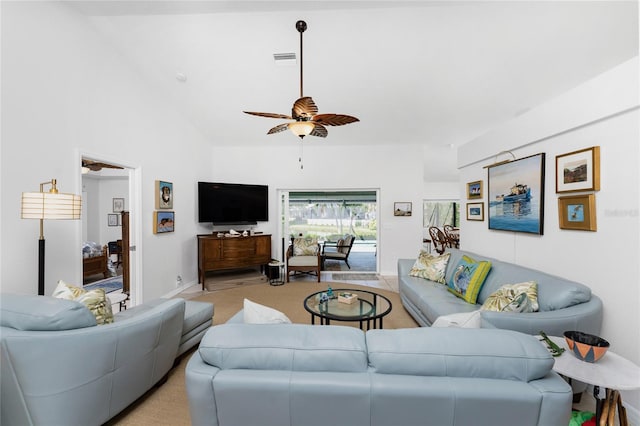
[{"left": 563, "top": 331, "right": 609, "bottom": 363}]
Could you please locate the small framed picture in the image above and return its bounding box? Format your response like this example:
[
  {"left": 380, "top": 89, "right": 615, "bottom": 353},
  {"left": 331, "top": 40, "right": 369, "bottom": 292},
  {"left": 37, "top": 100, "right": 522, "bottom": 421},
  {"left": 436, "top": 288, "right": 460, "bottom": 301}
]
[
  {"left": 466, "top": 202, "right": 484, "bottom": 221},
  {"left": 466, "top": 180, "right": 483, "bottom": 199},
  {"left": 112, "top": 198, "right": 125, "bottom": 213},
  {"left": 153, "top": 211, "right": 175, "bottom": 234},
  {"left": 558, "top": 194, "right": 596, "bottom": 231},
  {"left": 394, "top": 202, "right": 412, "bottom": 216},
  {"left": 156, "top": 180, "right": 173, "bottom": 209},
  {"left": 556, "top": 146, "right": 600, "bottom": 193},
  {"left": 107, "top": 214, "right": 119, "bottom": 227}
]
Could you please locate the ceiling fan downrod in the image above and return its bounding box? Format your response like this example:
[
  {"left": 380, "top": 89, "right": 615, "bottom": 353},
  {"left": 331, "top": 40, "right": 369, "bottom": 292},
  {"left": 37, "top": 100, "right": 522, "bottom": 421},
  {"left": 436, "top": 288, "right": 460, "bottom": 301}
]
[{"left": 296, "top": 20, "right": 307, "bottom": 99}]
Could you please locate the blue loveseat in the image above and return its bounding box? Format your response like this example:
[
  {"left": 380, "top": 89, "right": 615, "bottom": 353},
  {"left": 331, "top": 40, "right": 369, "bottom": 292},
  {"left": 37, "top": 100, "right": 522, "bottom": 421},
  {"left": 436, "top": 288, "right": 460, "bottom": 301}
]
[
  {"left": 186, "top": 323, "right": 572, "bottom": 426},
  {"left": 399, "top": 248, "right": 603, "bottom": 336}
]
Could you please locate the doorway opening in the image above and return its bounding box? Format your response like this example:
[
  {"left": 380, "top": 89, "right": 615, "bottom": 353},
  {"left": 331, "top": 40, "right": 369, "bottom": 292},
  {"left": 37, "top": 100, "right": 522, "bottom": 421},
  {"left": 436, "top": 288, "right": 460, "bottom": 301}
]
[
  {"left": 278, "top": 190, "right": 378, "bottom": 273},
  {"left": 80, "top": 155, "right": 139, "bottom": 306}
]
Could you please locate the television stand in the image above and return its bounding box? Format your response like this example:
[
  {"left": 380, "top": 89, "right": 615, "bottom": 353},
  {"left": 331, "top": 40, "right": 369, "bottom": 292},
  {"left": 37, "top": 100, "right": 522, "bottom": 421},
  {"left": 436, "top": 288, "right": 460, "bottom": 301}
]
[{"left": 197, "top": 234, "right": 271, "bottom": 290}]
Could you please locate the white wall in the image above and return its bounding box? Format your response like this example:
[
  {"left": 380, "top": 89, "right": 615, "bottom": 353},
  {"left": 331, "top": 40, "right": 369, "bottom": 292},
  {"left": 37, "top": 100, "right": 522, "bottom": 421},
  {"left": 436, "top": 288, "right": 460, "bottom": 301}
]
[
  {"left": 458, "top": 57, "right": 640, "bottom": 414},
  {"left": 0, "top": 2, "right": 212, "bottom": 300},
  {"left": 207, "top": 144, "right": 429, "bottom": 275}
]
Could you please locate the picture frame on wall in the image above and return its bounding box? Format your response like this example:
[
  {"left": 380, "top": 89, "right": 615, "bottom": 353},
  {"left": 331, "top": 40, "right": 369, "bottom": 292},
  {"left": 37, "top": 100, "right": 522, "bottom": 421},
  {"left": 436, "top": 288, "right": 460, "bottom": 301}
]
[
  {"left": 466, "top": 203, "right": 484, "bottom": 221},
  {"left": 107, "top": 214, "right": 118, "bottom": 227},
  {"left": 394, "top": 202, "right": 412, "bottom": 216},
  {"left": 112, "top": 198, "right": 124, "bottom": 213},
  {"left": 153, "top": 211, "right": 175, "bottom": 234},
  {"left": 487, "top": 153, "right": 545, "bottom": 235},
  {"left": 466, "top": 180, "right": 483, "bottom": 199},
  {"left": 555, "top": 146, "right": 600, "bottom": 193},
  {"left": 558, "top": 194, "right": 597, "bottom": 231},
  {"left": 156, "top": 180, "right": 173, "bottom": 209}
]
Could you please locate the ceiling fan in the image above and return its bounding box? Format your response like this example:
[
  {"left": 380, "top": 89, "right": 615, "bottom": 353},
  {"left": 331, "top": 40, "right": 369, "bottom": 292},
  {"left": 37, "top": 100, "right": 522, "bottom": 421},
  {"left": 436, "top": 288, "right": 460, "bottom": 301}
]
[
  {"left": 243, "top": 20, "right": 359, "bottom": 139},
  {"left": 82, "top": 159, "right": 124, "bottom": 172}
]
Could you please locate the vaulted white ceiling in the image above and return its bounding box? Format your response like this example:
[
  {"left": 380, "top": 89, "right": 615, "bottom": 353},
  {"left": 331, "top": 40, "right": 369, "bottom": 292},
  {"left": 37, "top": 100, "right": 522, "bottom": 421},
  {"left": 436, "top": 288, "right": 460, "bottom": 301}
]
[{"left": 71, "top": 1, "right": 638, "bottom": 159}]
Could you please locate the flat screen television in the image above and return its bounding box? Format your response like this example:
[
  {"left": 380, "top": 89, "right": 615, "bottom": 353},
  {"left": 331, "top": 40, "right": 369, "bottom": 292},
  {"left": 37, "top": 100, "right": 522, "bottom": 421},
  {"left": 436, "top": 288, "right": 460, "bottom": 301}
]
[{"left": 198, "top": 182, "right": 268, "bottom": 224}]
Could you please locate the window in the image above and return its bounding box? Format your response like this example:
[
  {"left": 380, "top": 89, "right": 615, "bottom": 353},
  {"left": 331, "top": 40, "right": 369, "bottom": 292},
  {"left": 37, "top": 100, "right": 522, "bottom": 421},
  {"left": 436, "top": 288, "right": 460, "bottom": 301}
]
[{"left": 423, "top": 200, "right": 460, "bottom": 229}]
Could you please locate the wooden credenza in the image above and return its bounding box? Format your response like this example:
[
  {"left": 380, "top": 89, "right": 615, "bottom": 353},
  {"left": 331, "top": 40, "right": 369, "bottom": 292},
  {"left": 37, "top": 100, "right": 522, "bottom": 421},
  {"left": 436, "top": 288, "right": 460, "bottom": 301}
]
[{"left": 197, "top": 234, "right": 271, "bottom": 289}]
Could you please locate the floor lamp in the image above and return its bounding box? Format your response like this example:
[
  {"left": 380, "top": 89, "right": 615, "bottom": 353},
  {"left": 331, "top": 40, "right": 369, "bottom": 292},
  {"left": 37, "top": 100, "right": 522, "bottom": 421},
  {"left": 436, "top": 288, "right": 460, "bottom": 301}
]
[{"left": 21, "top": 179, "right": 81, "bottom": 296}]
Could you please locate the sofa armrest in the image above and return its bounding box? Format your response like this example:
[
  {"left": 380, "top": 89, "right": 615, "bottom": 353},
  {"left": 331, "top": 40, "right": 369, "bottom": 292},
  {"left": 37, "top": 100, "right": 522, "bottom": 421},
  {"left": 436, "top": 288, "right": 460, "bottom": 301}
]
[{"left": 480, "top": 294, "right": 603, "bottom": 336}]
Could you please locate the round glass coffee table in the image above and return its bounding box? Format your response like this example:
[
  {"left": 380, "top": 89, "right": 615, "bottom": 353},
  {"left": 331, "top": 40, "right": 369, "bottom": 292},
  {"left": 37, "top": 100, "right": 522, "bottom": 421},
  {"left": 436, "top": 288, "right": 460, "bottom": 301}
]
[{"left": 303, "top": 288, "right": 392, "bottom": 330}]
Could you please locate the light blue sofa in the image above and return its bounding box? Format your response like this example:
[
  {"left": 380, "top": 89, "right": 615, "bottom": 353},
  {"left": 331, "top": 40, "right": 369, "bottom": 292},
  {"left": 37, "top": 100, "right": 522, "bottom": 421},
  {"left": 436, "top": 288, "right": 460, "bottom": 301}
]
[
  {"left": 185, "top": 323, "right": 572, "bottom": 426},
  {"left": 399, "top": 248, "right": 603, "bottom": 336},
  {"left": 0, "top": 293, "right": 211, "bottom": 426}
]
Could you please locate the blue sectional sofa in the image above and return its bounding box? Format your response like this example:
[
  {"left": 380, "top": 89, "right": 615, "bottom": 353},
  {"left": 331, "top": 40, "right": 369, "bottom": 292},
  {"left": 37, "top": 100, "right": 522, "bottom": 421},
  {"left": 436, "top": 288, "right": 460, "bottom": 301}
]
[
  {"left": 399, "top": 248, "right": 603, "bottom": 336},
  {"left": 0, "top": 293, "right": 213, "bottom": 426},
  {"left": 185, "top": 323, "right": 573, "bottom": 426}
]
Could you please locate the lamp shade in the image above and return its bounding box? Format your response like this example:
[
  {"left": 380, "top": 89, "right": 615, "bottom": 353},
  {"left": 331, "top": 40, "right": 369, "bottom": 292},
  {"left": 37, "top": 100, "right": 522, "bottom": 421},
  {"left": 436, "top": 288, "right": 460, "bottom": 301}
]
[
  {"left": 21, "top": 192, "right": 82, "bottom": 220},
  {"left": 289, "top": 121, "right": 314, "bottom": 138}
]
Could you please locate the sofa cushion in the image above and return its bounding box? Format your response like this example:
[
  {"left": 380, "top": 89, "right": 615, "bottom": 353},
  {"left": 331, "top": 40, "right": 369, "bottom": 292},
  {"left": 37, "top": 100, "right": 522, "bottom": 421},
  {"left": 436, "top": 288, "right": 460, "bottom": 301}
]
[
  {"left": 53, "top": 280, "right": 114, "bottom": 325},
  {"left": 366, "top": 327, "right": 553, "bottom": 382},
  {"left": 481, "top": 281, "right": 539, "bottom": 313},
  {"left": 0, "top": 293, "right": 97, "bottom": 331},
  {"left": 293, "top": 238, "right": 318, "bottom": 256},
  {"left": 199, "top": 323, "right": 368, "bottom": 372},
  {"left": 243, "top": 299, "right": 291, "bottom": 324},
  {"left": 446, "top": 255, "right": 491, "bottom": 304},
  {"left": 409, "top": 251, "right": 450, "bottom": 283}
]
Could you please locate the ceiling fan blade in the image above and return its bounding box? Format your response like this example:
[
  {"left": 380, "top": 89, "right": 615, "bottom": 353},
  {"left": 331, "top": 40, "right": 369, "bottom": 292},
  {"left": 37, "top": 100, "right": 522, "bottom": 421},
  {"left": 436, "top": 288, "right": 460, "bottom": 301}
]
[
  {"left": 310, "top": 123, "right": 328, "bottom": 138},
  {"left": 313, "top": 114, "right": 360, "bottom": 127},
  {"left": 82, "top": 160, "right": 123, "bottom": 171},
  {"left": 267, "top": 123, "right": 290, "bottom": 135},
  {"left": 292, "top": 97, "right": 318, "bottom": 119},
  {"left": 244, "top": 111, "right": 292, "bottom": 120}
]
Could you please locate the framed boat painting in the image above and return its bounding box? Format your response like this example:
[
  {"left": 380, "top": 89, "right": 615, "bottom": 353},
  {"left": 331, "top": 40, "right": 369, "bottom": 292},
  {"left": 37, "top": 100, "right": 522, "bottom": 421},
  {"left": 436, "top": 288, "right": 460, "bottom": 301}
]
[{"left": 487, "top": 153, "right": 545, "bottom": 235}]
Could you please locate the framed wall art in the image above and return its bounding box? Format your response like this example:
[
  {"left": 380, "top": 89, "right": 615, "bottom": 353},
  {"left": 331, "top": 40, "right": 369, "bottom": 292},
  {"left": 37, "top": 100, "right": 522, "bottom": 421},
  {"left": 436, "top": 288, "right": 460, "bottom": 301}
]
[
  {"left": 555, "top": 146, "right": 600, "bottom": 193},
  {"left": 153, "top": 211, "right": 175, "bottom": 234},
  {"left": 466, "top": 180, "right": 483, "bottom": 199},
  {"left": 466, "top": 203, "right": 484, "bottom": 221},
  {"left": 394, "top": 202, "right": 412, "bottom": 216},
  {"left": 112, "top": 198, "right": 124, "bottom": 213},
  {"left": 558, "top": 194, "right": 596, "bottom": 231},
  {"left": 156, "top": 180, "right": 173, "bottom": 209},
  {"left": 107, "top": 214, "right": 118, "bottom": 227},
  {"left": 487, "top": 153, "right": 545, "bottom": 235}
]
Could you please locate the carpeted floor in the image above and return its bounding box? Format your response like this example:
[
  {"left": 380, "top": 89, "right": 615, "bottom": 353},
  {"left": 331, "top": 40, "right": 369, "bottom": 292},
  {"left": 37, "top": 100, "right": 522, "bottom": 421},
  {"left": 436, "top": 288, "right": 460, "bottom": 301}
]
[{"left": 107, "top": 282, "right": 417, "bottom": 425}]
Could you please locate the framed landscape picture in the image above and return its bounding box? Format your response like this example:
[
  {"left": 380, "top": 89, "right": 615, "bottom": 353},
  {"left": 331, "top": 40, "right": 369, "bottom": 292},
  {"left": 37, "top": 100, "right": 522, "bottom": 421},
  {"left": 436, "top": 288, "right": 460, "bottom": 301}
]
[
  {"left": 487, "top": 153, "right": 545, "bottom": 235},
  {"left": 558, "top": 194, "right": 596, "bottom": 231},
  {"left": 394, "top": 202, "right": 412, "bottom": 216},
  {"left": 555, "top": 146, "right": 600, "bottom": 193},
  {"left": 466, "top": 180, "right": 483, "bottom": 199},
  {"left": 466, "top": 202, "right": 484, "bottom": 221}
]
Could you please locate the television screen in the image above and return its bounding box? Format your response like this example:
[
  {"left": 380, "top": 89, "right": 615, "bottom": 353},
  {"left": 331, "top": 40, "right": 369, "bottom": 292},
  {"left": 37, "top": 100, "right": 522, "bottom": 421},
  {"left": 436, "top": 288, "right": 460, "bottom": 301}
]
[{"left": 198, "top": 182, "right": 268, "bottom": 224}]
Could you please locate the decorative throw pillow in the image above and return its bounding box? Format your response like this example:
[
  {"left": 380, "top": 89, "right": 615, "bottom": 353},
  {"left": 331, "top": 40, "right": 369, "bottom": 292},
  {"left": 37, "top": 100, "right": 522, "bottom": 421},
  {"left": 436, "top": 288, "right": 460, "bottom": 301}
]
[
  {"left": 409, "top": 251, "right": 451, "bottom": 284},
  {"left": 243, "top": 298, "right": 292, "bottom": 324},
  {"left": 293, "top": 238, "right": 319, "bottom": 256},
  {"left": 481, "top": 281, "right": 539, "bottom": 313},
  {"left": 446, "top": 255, "right": 492, "bottom": 304},
  {"left": 53, "top": 280, "right": 114, "bottom": 325}
]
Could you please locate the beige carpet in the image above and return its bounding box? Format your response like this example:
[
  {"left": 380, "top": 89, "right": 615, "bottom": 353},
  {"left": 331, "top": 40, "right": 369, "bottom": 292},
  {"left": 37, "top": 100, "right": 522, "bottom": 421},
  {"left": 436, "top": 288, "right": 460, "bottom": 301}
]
[{"left": 107, "top": 282, "right": 417, "bottom": 425}]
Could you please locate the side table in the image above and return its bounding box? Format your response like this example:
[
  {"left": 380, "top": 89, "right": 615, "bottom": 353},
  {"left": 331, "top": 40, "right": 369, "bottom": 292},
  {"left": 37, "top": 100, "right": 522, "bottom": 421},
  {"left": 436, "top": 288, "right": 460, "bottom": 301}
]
[
  {"left": 543, "top": 335, "right": 640, "bottom": 426},
  {"left": 267, "top": 260, "right": 285, "bottom": 286}
]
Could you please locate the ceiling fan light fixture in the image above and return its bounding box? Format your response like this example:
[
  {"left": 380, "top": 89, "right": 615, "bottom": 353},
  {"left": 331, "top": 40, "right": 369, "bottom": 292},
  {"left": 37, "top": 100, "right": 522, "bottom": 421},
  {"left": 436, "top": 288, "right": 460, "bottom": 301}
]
[{"left": 289, "top": 121, "right": 314, "bottom": 138}]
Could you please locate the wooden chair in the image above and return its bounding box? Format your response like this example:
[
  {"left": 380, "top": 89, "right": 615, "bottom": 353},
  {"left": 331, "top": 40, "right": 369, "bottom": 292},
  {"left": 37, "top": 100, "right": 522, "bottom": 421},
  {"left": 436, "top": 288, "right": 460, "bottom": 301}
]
[
  {"left": 286, "top": 237, "right": 321, "bottom": 282},
  {"left": 443, "top": 225, "right": 460, "bottom": 249},
  {"left": 321, "top": 234, "right": 355, "bottom": 269},
  {"left": 428, "top": 227, "right": 449, "bottom": 254}
]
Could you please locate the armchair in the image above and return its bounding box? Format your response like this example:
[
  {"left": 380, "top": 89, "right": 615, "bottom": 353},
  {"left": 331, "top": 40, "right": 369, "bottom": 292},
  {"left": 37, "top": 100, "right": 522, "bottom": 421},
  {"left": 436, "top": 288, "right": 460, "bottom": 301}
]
[
  {"left": 321, "top": 234, "right": 355, "bottom": 269},
  {"left": 286, "top": 237, "right": 321, "bottom": 282}
]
